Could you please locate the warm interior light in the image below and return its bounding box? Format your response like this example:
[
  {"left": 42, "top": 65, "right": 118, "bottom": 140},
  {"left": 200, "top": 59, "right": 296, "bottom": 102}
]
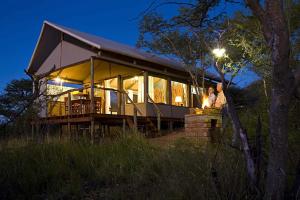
[
  {"left": 175, "top": 96, "right": 182, "bottom": 103},
  {"left": 202, "top": 95, "right": 210, "bottom": 109},
  {"left": 212, "top": 48, "right": 226, "bottom": 58},
  {"left": 134, "top": 76, "right": 139, "bottom": 81},
  {"left": 54, "top": 77, "right": 63, "bottom": 84}
]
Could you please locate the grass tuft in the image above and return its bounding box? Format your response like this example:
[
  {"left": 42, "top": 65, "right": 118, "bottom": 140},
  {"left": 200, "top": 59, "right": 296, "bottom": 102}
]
[{"left": 0, "top": 133, "right": 256, "bottom": 199}]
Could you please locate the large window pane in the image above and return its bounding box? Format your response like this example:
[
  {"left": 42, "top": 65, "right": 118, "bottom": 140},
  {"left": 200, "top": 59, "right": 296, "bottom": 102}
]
[
  {"left": 123, "top": 76, "right": 144, "bottom": 103},
  {"left": 148, "top": 76, "right": 167, "bottom": 104},
  {"left": 171, "top": 81, "right": 187, "bottom": 106},
  {"left": 104, "top": 78, "right": 118, "bottom": 114}
]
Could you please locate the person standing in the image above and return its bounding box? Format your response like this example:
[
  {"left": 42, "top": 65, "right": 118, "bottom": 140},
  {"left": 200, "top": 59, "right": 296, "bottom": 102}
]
[
  {"left": 215, "top": 83, "right": 228, "bottom": 134},
  {"left": 215, "top": 83, "right": 226, "bottom": 108},
  {"left": 208, "top": 87, "right": 216, "bottom": 108}
]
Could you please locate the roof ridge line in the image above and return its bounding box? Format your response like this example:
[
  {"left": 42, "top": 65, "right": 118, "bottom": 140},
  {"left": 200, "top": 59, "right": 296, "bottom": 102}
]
[{"left": 44, "top": 21, "right": 101, "bottom": 49}]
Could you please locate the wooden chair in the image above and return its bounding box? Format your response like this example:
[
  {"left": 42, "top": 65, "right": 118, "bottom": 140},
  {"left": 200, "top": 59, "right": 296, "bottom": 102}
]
[
  {"left": 94, "top": 97, "right": 102, "bottom": 114},
  {"left": 64, "top": 97, "right": 69, "bottom": 114}
]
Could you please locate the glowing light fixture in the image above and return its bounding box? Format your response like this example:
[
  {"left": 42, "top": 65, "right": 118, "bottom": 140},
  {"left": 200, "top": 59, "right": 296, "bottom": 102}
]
[
  {"left": 54, "top": 77, "right": 63, "bottom": 84},
  {"left": 212, "top": 48, "right": 226, "bottom": 58},
  {"left": 175, "top": 96, "right": 182, "bottom": 106}
]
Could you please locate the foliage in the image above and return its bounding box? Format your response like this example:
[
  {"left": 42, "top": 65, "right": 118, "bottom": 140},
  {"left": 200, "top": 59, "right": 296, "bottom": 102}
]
[
  {"left": 0, "top": 133, "right": 255, "bottom": 200},
  {"left": 137, "top": 12, "right": 212, "bottom": 67},
  {"left": 0, "top": 78, "right": 39, "bottom": 136},
  {"left": 223, "top": 0, "right": 300, "bottom": 80},
  {"left": 137, "top": 1, "right": 264, "bottom": 88},
  {"left": 0, "top": 79, "right": 34, "bottom": 123},
  {"left": 137, "top": 1, "right": 226, "bottom": 93},
  {"left": 223, "top": 13, "right": 270, "bottom": 80},
  {"left": 221, "top": 80, "right": 300, "bottom": 199},
  {"left": 287, "top": 0, "right": 300, "bottom": 70}
]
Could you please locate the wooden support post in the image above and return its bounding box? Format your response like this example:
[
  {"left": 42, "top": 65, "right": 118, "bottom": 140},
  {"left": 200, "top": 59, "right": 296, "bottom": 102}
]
[
  {"left": 133, "top": 107, "right": 137, "bottom": 131},
  {"left": 103, "top": 125, "right": 106, "bottom": 136},
  {"left": 187, "top": 82, "right": 191, "bottom": 107},
  {"left": 143, "top": 71, "right": 148, "bottom": 104},
  {"left": 68, "top": 92, "right": 72, "bottom": 115},
  {"left": 157, "top": 115, "right": 161, "bottom": 133},
  {"left": 67, "top": 92, "right": 71, "bottom": 138},
  {"left": 90, "top": 56, "right": 95, "bottom": 143},
  {"left": 121, "top": 93, "right": 126, "bottom": 133},
  {"left": 36, "top": 123, "right": 40, "bottom": 142},
  {"left": 167, "top": 77, "right": 173, "bottom": 118},
  {"left": 123, "top": 119, "right": 126, "bottom": 133},
  {"left": 31, "top": 124, "right": 35, "bottom": 140},
  {"left": 169, "top": 121, "right": 174, "bottom": 132},
  {"left": 76, "top": 124, "right": 79, "bottom": 142},
  {"left": 90, "top": 57, "right": 95, "bottom": 114},
  {"left": 167, "top": 78, "right": 172, "bottom": 105},
  {"left": 98, "top": 123, "right": 102, "bottom": 138},
  {"left": 59, "top": 124, "right": 62, "bottom": 140},
  {"left": 91, "top": 118, "right": 94, "bottom": 144},
  {"left": 106, "top": 125, "right": 111, "bottom": 135},
  {"left": 46, "top": 124, "right": 50, "bottom": 143},
  {"left": 121, "top": 93, "right": 125, "bottom": 115},
  {"left": 117, "top": 75, "right": 122, "bottom": 115}
]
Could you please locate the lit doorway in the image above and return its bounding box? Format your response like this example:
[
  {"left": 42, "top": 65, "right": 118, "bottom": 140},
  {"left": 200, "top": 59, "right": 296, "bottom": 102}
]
[{"left": 104, "top": 78, "right": 118, "bottom": 114}]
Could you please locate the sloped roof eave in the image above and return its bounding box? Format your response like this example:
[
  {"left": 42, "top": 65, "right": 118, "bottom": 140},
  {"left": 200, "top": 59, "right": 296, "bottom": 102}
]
[{"left": 27, "top": 21, "right": 222, "bottom": 83}]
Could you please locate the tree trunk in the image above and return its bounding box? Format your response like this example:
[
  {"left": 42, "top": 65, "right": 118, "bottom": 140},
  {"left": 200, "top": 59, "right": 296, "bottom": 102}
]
[
  {"left": 245, "top": 1, "right": 294, "bottom": 198},
  {"left": 264, "top": 7, "right": 292, "bottom": 199},
  {"left": 265, "top": 50, "right": 292, "bottom": 200},
  {"left": 290, "top": 160, "right": 300, "bottom": 199},
  {"left": 223, "top": 88, "right": 257, "bottom": 186}
]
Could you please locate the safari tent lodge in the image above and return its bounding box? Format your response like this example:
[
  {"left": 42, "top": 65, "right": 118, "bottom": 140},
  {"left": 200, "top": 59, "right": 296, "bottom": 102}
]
[{"left": 27, "top": 21, "right": 221, "bottom": 137}]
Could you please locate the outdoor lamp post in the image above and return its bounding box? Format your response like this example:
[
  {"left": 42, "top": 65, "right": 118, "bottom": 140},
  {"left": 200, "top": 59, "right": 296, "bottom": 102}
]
[
  {"left": 212, "top": 48, "right": 226, "bottom": 58},
  {"left": 212, "top": 47, "right": 226, "bottom": 75}
]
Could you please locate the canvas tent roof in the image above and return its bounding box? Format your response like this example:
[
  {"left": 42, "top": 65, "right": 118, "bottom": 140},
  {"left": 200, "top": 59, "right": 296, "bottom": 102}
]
[{"left": 27, "top": 21, "right": 221, "bottom": 82}]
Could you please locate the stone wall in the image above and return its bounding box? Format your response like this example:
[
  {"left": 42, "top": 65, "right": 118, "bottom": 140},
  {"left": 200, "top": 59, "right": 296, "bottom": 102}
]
[{"left": 184, "top": 109, "right": 222, "bottom": 140}]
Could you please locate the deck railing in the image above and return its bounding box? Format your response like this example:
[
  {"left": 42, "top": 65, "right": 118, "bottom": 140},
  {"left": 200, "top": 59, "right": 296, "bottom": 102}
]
[
  {"left": 46, "top": 86, "right": 144, "bottom": 130},
  {"left": 146, "top": 93, "right": 163, "bottom": 132},
  {"left": 48, "top": 86, "right": 140, "bottom": 113}
]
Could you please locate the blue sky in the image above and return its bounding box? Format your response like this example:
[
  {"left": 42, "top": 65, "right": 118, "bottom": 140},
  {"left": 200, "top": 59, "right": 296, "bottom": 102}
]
[{"left": 0, "top": 0, "right": 259, "bottom": 90}]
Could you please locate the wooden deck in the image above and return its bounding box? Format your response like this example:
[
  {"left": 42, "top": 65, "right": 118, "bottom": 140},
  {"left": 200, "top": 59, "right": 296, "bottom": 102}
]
[
  {"left": 35, "top": 114, "right": 183, "bottom": 125},
  {"left": 32, "top": 113, "right": 184, "bottom": 138}
]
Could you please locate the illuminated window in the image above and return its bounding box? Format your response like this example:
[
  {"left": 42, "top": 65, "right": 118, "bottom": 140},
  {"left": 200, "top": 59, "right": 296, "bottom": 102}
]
[
  {"left": 171, "top": 81, "right": 187, "bottom": 106},
  {"left": 123, "top": 76, "right": 144, "bottom": 103},
  {"left": 104, "top": 78, "right": 118, "bottom": 114},
  {"left": 148, "top": 76, "right": 167, "bottom": 104}
]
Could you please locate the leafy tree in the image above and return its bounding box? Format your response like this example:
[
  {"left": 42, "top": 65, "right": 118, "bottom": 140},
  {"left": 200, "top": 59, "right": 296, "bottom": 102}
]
[
  {"left": 0, "top": 79, "right": 33, "bottom": 123},
  {"left": 0, "top": 79, "right": 40, "bottom": 136},
  {"left": 137, "top": 1, "right": 223, "bottom": 96},
  {"left": 245, "top": 0, "right": 300, "bottom": 199},
  {"left": 137, "top": 0, "right": 260, "bottom": 189},
  {"left": 138, "top": 0, "right": 300, "bottom": 198}
]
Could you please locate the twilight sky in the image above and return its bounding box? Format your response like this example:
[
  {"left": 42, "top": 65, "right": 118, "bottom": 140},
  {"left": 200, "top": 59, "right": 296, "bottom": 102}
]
[{"left": 0, "top": 0, "right": 259, "bottom": 90}]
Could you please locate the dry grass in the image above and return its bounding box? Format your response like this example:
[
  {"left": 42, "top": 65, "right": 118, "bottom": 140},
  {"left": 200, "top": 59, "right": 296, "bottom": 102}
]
[{"left": 0, "top": 132, "right": 255, "bottom": 200}]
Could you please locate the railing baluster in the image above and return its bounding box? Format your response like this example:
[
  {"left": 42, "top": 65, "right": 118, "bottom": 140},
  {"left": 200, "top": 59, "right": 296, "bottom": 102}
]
[{"left": 147, "top": 94, "right": 162, "bottom": 132}]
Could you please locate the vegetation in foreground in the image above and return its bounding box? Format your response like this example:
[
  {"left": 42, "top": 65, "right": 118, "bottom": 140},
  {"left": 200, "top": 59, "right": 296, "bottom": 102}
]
[{"left": 0, "top": 133, "right": 253, "bottom": 200}]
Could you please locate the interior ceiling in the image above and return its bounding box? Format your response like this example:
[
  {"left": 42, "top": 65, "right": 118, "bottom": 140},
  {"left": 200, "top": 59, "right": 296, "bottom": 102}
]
[{"left": 50, "top": 59, "right": 141, "bottom": 84}]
